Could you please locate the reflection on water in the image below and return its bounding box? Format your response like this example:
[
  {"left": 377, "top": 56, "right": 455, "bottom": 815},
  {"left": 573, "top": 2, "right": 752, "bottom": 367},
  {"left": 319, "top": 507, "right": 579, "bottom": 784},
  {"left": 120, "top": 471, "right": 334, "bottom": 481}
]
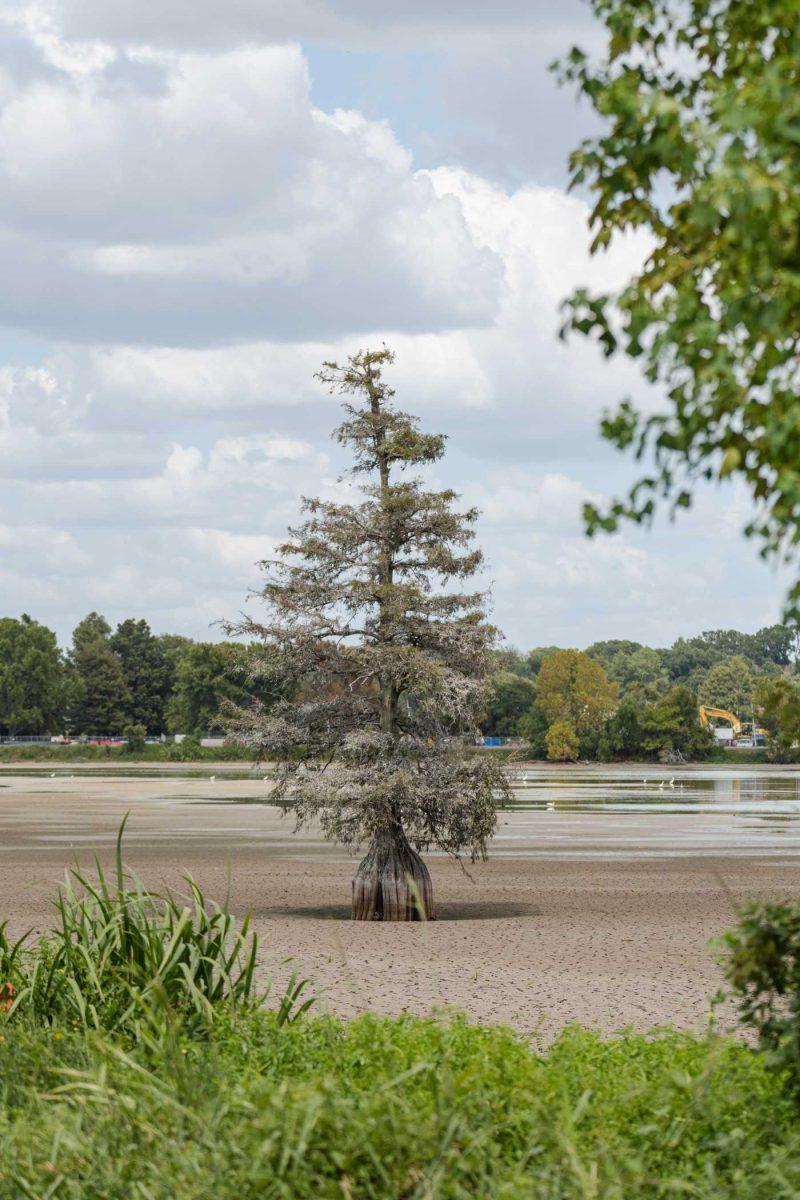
[
  {"left": 506, "top": 767, "right": 800, "bottom": 819},
  {"left": 4, "top": 763, "right": 800, "bottom": 859}
]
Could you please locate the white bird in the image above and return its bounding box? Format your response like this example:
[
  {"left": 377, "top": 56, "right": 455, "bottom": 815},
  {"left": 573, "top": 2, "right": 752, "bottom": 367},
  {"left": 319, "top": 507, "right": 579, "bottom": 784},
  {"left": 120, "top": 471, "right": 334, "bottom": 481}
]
[
  {"left": 669, "top": 778, "right": 675, "bottom": 787},
  {"left": 209, "top": 775, "right": 216, "bottom": 782},
  {"left": 658, "top": 780, "right": 665, "bottom": 789},
  {"left": 643, "top": 778, "right": 648, "bottom": 784},
  {"left": 50, "top": 772, "right": 56, "bottom": 778},
  {"left": 263, "top": 776, "right": 269, "bottom": 783}
]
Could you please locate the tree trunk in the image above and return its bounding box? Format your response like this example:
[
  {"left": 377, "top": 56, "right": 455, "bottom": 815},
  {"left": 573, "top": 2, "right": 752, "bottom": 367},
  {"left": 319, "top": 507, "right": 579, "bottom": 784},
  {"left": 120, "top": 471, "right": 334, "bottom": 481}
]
[{"left": 352, "top": 828, "right": 434, "bottom": 921}]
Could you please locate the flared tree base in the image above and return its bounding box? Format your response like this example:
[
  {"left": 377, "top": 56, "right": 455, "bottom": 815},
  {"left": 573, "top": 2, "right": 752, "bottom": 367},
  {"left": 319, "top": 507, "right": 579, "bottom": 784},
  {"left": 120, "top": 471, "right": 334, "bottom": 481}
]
[{"left": 352, "top": 830, "right": 434, "bottom": 921}]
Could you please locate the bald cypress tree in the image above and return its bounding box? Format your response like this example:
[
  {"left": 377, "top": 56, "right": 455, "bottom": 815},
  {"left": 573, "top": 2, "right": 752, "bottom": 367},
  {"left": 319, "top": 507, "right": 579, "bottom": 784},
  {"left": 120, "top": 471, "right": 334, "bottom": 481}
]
[{"left": 230, "top": 348, "right": 510, "bottom": 920}]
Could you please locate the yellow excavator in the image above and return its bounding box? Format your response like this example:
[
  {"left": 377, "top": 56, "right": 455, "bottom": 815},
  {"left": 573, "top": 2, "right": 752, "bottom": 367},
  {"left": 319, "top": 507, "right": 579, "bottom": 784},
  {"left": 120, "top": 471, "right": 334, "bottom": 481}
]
[{"left": 698, "top": 705, "right": 768, "bottom": 748}]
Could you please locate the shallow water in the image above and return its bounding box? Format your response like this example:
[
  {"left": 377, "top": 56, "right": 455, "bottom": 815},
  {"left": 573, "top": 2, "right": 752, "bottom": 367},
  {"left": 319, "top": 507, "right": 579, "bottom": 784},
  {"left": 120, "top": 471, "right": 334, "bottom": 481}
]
[
  {"left": 2, "top": 762, "right": 800, "bottom": 859},
  {"left": 506, "top": 765, "right": 800, "bottom": 816},
  {"left": 0, "top": 766, "right": 264, "bottom": 780}
]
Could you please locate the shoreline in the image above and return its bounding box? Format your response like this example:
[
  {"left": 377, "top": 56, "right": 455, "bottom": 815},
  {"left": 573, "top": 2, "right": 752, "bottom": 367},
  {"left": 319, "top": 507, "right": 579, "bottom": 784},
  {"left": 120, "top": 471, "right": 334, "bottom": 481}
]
[
  {"left": 0, "top": 758, "right": 790, "bottom": 771},
  {"left": 1, "top": 767, "right": 799, "bottom": 1036}
]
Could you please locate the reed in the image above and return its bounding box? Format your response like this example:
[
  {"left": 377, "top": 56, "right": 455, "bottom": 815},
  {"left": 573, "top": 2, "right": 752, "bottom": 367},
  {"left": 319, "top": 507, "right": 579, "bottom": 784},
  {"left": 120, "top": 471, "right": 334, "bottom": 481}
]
[{"left": 0, "top": 816, "right": 311, "bottom": 1034}]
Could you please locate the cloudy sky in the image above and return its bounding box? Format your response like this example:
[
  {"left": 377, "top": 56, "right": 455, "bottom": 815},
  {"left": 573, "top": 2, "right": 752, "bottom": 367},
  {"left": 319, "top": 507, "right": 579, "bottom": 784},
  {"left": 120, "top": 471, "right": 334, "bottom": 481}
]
[{"left": 0, "top": 0, "right": 790, "bottom": 650}]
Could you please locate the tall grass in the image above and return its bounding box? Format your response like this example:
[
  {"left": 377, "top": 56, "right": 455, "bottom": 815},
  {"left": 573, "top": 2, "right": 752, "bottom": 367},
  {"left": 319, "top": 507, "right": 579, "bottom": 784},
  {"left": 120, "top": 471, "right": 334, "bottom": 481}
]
[
  {"left": 0, "top": 1015, "right": 797, "bottom": 1198},
  {"left": 5, "top": 823, "right": 800, "bottom": 1194},
  {"left": 0, "top": 817, "right": 312, "bottom": 1035}
]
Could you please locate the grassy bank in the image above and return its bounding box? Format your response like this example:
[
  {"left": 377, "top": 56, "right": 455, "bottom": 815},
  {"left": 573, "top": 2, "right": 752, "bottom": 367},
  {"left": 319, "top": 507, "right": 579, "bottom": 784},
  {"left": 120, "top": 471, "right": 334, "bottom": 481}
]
[
  {"left": 1, "top": 833, "right": 799, "bottom": 1196},
  {"left": 0, "top": 740, "right": 256, "bottom": 764},
  {"left": 0, "top": 742, "right": 784, "bottom": 766},
  {"left": 1, "top": 1013, "right": 797, "bottom": 1199}
]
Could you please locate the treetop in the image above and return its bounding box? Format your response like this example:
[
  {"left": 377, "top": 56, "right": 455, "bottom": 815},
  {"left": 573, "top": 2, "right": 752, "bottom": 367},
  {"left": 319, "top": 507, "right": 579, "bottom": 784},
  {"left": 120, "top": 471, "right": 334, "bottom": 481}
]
[{"left": 317, "top": 349, "right": 447, "bottom": 476}]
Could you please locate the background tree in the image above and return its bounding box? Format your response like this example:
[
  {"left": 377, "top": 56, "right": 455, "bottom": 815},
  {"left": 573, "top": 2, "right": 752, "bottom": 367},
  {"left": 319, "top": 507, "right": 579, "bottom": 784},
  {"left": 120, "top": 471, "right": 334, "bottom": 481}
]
[
  {"left": 158, "top": 633, "right": 194, "bottom": 678},
  {"left": 598, "top": 700, "right": 644, "bottom": 760},
  {"left": 754, "top": 675, "right": 800, "bottom": 759},
  {"left": 492, "top": 647, "right": 535, "bottom": 678},
  {"left": 586, "top": 639, "right": 643, "bottom": 671},
  {"left": 661, "top": 637, "right": 722, "bottom": 692},
  {"left": 536, "top": 649, "right": 617, "bottom": 733},
  {"left": 691, "top": 627, "right": 794, "bottom": 671},
  {"left": 482, "top": 671, "right": 536, "bottom": 736},
  {"left": 72, "top": 612, "right": 112, "bottom": 655},
  {"left": 228, "top": 348, "right": 510, "bottom": 921},
  {"left": 517, "top": 701, "right": 549, "bottom": 759},
  {"left": 68, "top": 614, "right": 130, "bottom": 736},
  {"left": 525, "top": 646, "right": 563, "bottom": 678},
  {"left": 0, "top": 615, "right": 65, "bottom": 735},
  {"left": 122, "top": 723, "right": 147, "bottom": 754},
  {"left": 699, "top": 655, "right": 756, "bottom": 717},
  {"left": 110, "top": 619, "right": 171, "bottom": 734},
  {"left": 747, "top": 625, "right": 799, "bottom": 669},
  {"left": 560, "top": 1, "right": 800, "bottom": 618},
  {"left": 639, "top": 686, "right": 714, "bottom": 762},
  {"left": 546, "top": 720, "right": 580, "bottom": 762},
  {"left": 606, "top": 646, "right": 669, "bottom": 705},
  {"left": 167, "top": 642, "right": 266, "bottom": 735},
  {"left": 696, "top": 630, "right": 761, "bottom": 665}
]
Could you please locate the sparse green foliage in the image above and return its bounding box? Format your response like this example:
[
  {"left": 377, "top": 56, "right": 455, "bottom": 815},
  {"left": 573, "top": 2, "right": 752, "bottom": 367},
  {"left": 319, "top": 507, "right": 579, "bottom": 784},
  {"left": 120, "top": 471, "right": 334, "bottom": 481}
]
[
  {"left": 559, "top": 1, "right": 800, "bottom": 619},
  {"left": 723, "top": 901, "right": 800, "bottom": 1095},
  {"left": 0, "top": 740, "right": 252, "bottom": 763}
]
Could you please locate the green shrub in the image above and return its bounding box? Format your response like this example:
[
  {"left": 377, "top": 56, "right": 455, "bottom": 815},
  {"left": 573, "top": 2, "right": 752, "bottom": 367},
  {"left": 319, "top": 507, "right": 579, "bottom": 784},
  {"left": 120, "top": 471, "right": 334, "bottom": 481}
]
[
  {"left": 122, "top": 723, "right": 147, "bottom": 753},
  {"left": 546, "top": 719, "right": 580, "bottom": 761},
  {"left": 166, "top": 734, "right": 204, "bottom": 761},
  {"left": 722, "top": 901, "right": 800, "bottom": 1093}
]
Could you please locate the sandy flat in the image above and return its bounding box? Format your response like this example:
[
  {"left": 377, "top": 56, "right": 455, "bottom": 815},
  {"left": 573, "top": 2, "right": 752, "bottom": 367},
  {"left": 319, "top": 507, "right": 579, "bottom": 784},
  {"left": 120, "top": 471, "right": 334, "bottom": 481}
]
[{"left": 1, "top": 765, "right": 799, "bottom": 1039}]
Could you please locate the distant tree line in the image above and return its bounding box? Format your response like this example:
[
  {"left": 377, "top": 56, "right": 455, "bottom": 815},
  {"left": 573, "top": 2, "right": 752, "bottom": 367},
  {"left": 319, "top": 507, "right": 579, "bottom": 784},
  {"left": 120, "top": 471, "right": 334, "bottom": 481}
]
[
  {"left": 3, "top": 613, "right": 800, "bottom": 760},
  {"left": 483, "top": 626, "right": 800, "bottom": 762},
  {"left": 0, "top": 612, "right": 280, "bottom": 739}
]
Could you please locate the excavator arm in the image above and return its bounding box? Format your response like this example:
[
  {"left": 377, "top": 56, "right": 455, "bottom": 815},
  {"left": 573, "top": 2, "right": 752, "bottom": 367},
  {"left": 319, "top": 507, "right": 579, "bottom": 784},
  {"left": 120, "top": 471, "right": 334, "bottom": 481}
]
[{"left": 698, "top": 705, "right": 742, "bottom": 734}]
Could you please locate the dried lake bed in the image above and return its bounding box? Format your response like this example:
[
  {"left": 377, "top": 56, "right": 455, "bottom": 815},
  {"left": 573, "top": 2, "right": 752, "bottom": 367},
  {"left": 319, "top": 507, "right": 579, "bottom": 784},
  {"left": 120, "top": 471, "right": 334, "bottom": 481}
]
[{"left": 1, "top": 761, "right": 799, "bottom": 1036}]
